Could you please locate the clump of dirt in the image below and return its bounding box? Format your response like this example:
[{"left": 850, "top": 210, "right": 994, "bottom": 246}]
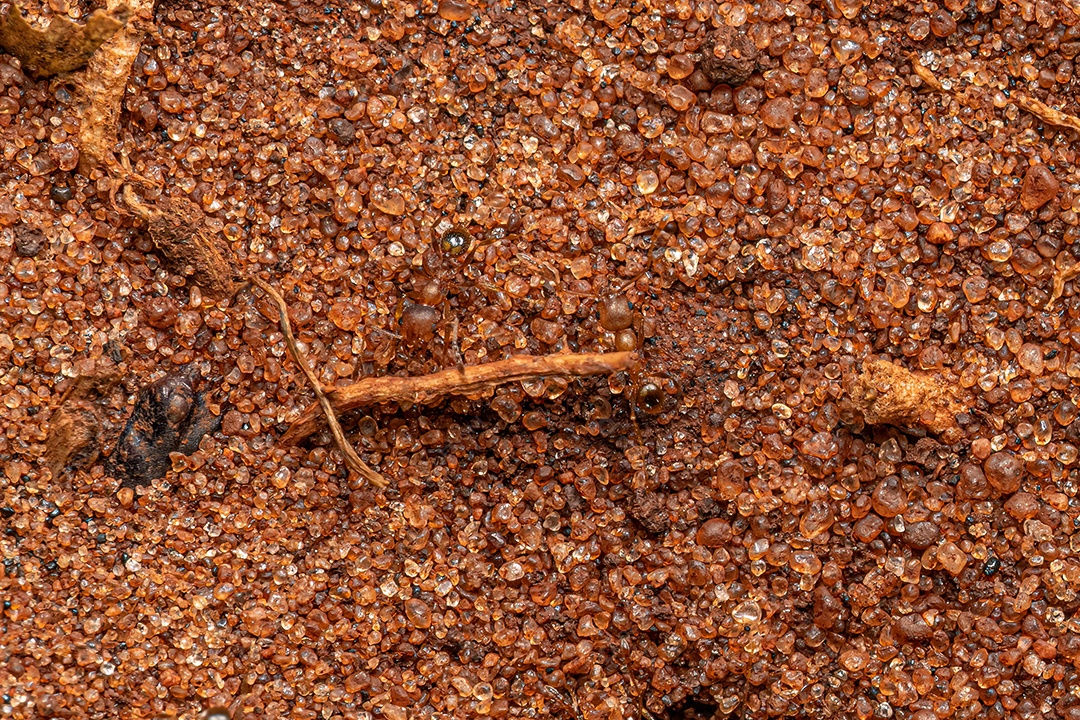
[
  {"left": 106, "top": 366, "right": 220, "bottom": 487},
  {"left": 697, "top": 24, "right": 761, "bottom": 86},
  {"left": 848, "top": 358, "right": 967, "bottom": 441}
]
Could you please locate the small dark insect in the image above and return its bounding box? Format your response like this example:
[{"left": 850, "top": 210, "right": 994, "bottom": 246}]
[
  {"left": 636, "top": 381, "right": 665, "bottom": 415},
  {"left": 439, "top": 227, "right": 474, "bottom": 258},
  {"left": 597, "top": 294, "right": 634, "bottom": 331},
  {"left": 982, "top": 556, "right": 1000, "bottom": 576}
]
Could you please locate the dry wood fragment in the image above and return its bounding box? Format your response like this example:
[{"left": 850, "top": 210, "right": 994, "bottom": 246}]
[
  {"left": 849, "top": 358, "right": 966, "bottom": 441},
  {"left": 122, "top": 185, "right": 238, "bottom": 299},
  {"left": 46, "top": 405, "right": 102, "bottom": 477},
  {"left": 910, "top": 59, "right": 944, "bottom": 92},
  {"left": 72, "top": 0, "right": 153, "bottom": 171},
  {"left": 0, "top": 2, "right": 129, "bottom": 77},
  {"left": 249, "top": 276, "right": 388, "bottom": 488},
  {"left": 282, "top": 351, "right": 636, "bottom": 444}
]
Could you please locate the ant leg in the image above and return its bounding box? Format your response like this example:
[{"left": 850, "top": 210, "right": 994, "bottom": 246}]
[
  {"left": 627, "top": 367, "right": 645, "bottom": 446},
  {"left": 450, "top": 317, "right": 463, "bottom": 373},
  {"left": 440, "top": 297, "right": 464, "bottom": 372}
]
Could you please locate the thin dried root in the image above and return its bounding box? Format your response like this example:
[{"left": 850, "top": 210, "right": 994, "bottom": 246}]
[
  {"left": 1014, "top": 94, "right": 1080, "bottom": 134},
  {"left": 282, "top": 351, "right": 637, "bottom": 445},
  {"left": 0, "top": 2, "right": 129, "bottom": 77},
  {"left": 249, "top": 276, "right": 388, "bottom": 489}
]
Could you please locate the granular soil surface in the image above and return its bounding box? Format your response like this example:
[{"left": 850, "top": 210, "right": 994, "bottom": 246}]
[{"left": 3, "top": 0, "right": 1080, "bottom": 719}]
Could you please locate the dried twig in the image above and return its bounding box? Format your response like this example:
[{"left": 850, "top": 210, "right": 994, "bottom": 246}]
[
  {"left": 0, "top": 2, "right": 129, "bottom": 77},
  {"left": 282, "top": 351, "right": 636, "bottom": 444},
  {"left": 248, "top": 276, "right": 388, "bottom": 488},
  {"left": 1014, "top": 94, "right": 1080, "bottom": 134}
]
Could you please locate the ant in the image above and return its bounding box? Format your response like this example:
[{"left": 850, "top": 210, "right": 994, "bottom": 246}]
[
  {"left": 588, "top": 217, "right": 684, "bottom": 438},
  {"left": 396, "top": 223, "right": 504, "bottom": 367}
]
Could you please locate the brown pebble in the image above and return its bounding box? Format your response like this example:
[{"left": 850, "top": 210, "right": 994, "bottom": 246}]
[
  {"left": 344, "top": 671, "right": 369, "bottom": 694},
  {"left": 613, "top": 131, "right": 644, "bottom": 160},
  {"left": 799, "top": 500, "right": 835, "bottom": 538},
  {"left": 902, "top": 521, "right": 940, "bottom": 550},
  {"left": 936, "top": 541, "right": 967, "bottom": 575},
  {"left": 1020, "top": 164, "right": 1059, "bottom": 210},
  {"left": 117, "top": 487, "right": 134, "bottom": 507},
  {"left": 957, "top": 462, "right": 991, "bottom": 500},
  {"left": 1004, "top": 491, "right": 1040, "bottom": 520},
  {"left": 838, "top": 648, "right": 870, "bottom": 672},
  {"left": 813, "top": 586, "right": 843, "bottom": 629},
  {"left": 760, "top": 97, "right": 794, "bottom": 129},
  {"left": 144, "top": 296, "right": 179, "bottom": 329},
  {"left": 926, "top": 221, "right": 954, "bottom": 245},
  {"left": 437, "top": 0, "right": 472, "bottom": 21},
  {"left": 984, "top": 451, "right": 1024, "bottom": 494},
  {"left": 852, "top": 514, "right": 885, "bottom": 543},
  {"left": 328, "top": 117, "right": 355, "bottom": 142},
  {"left": 404, "top": 598, "right": 432, "bottom": 629},
  {"left": 699, "top": 25, "right": 760, "bottom": 86},
  {"left": 894, "top": 613, "right": 933, "bottom": 642},
  {"left": 714, "top": 459, "right": 746, "bottom": 500},
  {"left": 696, "top": 518, "right": 731, "bottom": 547},
  {"left": 871, "top": 476, "right": 908, "bottom": 517},
  {"left": 14, "top": 226, "right": 46, "bottom": 257}
]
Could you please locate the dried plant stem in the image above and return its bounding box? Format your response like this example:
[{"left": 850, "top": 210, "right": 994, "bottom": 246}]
[
  {"left": 1014, "top": 94, "right": 1080, "bottom": 134},
  {"left": 282, "top": 351, "right": 636, "bottom": 444},
  {"left": 73, "top": 0, "right": 154, "bottom": 172},
  {"left": 912, "top": 55, "right": 1080, "bottom": 132},
  {"left": 123, "top": 185, "right": 238, "bottom": 299},
  {"left": 248, "top": 276, "right": 388, "bottom": 488}
]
